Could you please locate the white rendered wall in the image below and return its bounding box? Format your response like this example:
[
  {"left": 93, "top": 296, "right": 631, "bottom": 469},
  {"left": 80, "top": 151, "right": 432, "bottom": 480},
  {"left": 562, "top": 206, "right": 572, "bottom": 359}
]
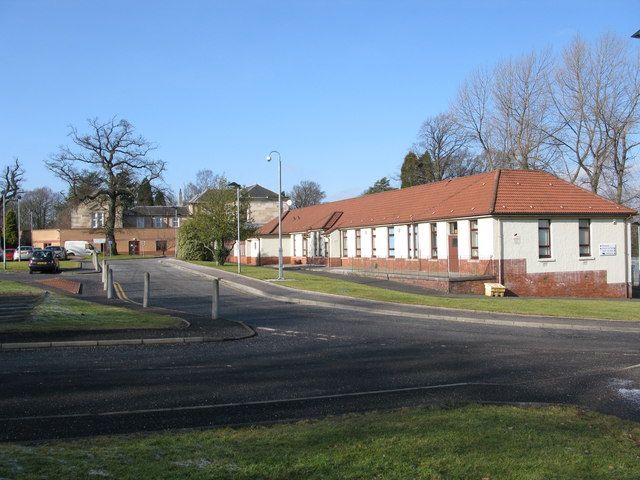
[
  {"left": 501, "top": 217, "right": 627, "bottom": 284},
  {"left": 361, "top": 228, "right": 372, "bottom": 257},
  {"left": 251, "top": 236, "right": 290, "bottom": 258},
  {"left": 328, "top": 230, "right": 341, "bottom": 258},
  {"left": 374, "top": 226, "right": 388, "bottom": 258},
  {"left": 395, "top": 225, "right": 409, "bottom": 258},
  {"left": 346, "top": 229, "right": 356, "bottom": 257},
  {"left": 478, "top": 218, "right": 495, "bottom": 260},
  {"left": 458, "top": 220, "right": 471, "bottom": 260}
]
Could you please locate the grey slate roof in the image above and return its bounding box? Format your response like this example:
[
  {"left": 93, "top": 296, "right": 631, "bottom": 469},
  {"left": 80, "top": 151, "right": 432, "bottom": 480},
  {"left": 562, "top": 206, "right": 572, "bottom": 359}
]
[
  {"left": 126, "top": 206, "right": 190, "bottom": 217},
  {"left": 190, "top": 184, "right": 283, "bottom": 203}
]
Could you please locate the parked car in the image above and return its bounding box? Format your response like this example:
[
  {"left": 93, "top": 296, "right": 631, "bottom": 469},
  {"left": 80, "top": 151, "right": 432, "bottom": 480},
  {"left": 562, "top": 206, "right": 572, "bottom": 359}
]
[
  {"left": 28, "top": 250, "right": 60, "bottom": 274},
  {"left": 45, "top": 245, "right": 67, "bottom": 260},
  {"left": 64, "top": 241, "right": 95, "bottom": 257},
  {"left": 14, "top": 246, "right": 34, "bottom": 261},
  {"left": 0, "top": 248, "right": 15, "bottom": 261}
]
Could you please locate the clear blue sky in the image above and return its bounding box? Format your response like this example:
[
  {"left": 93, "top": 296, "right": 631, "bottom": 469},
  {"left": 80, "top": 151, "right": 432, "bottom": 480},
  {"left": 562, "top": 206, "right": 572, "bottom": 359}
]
[{"left": 0, "top": 0, "right": 637, "bottom": 201}]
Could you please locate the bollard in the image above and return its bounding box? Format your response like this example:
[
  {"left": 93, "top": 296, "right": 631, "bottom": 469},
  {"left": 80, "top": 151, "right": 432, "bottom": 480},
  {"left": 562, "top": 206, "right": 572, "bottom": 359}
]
[
  {"left": 143, "top": 272, "right": 150, "bottom": 308},
  {"left": 211, "top": 278, "right": 219, "bottom": 320},
  {"left": 102, "top": 260, "right": 107, "bottom": 289},
  {"left": 92, "top": 252, "right": 99, "bottom": 272},
  {"left": 107, "top": 268, "right": 114, "bottom": 299}
]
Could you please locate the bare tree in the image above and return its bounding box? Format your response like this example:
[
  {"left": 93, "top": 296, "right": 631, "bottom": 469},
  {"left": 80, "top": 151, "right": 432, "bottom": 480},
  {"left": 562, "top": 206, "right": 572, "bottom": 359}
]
[
  {"left": 492, "top": 50, "right": 555, "bottom": 170},
  {"left": 413, "top": 112, "right": 482, "bottom": 180},
  {"left": 21, "top": 187, "right": 64, "bottom": 229},
  {"left": 47, "top": 118, "right": 166, "bottom": 254},
  {"left": 183, "top": 169, "right": 220, "bottom": 202},
  {"left": 549, "top": 34, "right": 640, "bottom": 202},
  {"left": 453, "top": 67, "right": 502, "bottom": 169},
  {"left": 1, "top": 158, "right": 24, "bottom": 200},
  {"left": 290, "top": 180, "right": 326, "bottom": 208}
]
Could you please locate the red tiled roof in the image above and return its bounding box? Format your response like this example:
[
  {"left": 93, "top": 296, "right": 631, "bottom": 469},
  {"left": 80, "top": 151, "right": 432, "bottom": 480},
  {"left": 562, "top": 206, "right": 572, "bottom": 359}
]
[{"left": 258, "top": 170, "right": 636, "bottom": 235}]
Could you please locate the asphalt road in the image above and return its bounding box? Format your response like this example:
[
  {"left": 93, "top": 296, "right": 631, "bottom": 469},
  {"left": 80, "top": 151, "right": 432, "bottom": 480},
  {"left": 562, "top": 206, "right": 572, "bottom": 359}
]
[{"left": 2, "top": 259, "right": 640, "bottom": 441}]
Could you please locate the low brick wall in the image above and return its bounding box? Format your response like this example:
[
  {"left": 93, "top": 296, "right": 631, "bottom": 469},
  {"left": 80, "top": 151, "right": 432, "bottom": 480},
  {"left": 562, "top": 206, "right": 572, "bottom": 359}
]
[{"left": 502, "top": 259, "right": 628, "bottom": 298}]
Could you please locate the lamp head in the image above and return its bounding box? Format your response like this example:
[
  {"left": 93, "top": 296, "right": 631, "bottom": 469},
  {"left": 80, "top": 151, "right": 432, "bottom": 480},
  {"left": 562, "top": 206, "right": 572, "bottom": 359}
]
[{"left": 266, "top": 155, "right": 272, "bottom": 162}]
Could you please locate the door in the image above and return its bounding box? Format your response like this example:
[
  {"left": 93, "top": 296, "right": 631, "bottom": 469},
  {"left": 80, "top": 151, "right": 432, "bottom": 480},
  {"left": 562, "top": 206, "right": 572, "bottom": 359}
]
[
  {"left": 128, "top": 240, "right": 140, "bottom": 255},
  {"left": 448, "top": 235, "right": 459, "bottom": 273}
]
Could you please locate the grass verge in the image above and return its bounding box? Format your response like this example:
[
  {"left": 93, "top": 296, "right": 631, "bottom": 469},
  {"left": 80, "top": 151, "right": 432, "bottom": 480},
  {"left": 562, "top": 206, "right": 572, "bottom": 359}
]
[
  {"left": 194, "top": 262, "right": 640, "bottom": 321},
  {"left": 0, "top": 260, "right": 81, "bottom": 272},
  {"left": 1, "top": 405, "right": 639, "bottom": 479},
  {"left": 0, "top": 280, "right": 183, "bottom": 332}
]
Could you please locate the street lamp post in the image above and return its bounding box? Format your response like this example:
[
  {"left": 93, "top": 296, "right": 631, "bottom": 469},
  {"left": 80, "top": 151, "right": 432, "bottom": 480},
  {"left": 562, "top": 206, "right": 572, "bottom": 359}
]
[
  {"left": 266, "top": 151, "right": 283, "bottom": 280},
  {"left": 16, "top": 194, "right": 21, "bottom": 262},
  {"left": 2, "top": 191, "right": 6, "bottom": 271},
  {"left": 228, "top": 182, "right": 242, "bottom": 274}
]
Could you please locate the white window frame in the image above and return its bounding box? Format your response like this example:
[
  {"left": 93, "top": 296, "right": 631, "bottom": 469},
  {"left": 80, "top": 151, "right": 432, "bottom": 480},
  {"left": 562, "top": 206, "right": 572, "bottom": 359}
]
[{"left": 91, "top": 211, "right": 105, "bottom": 229}]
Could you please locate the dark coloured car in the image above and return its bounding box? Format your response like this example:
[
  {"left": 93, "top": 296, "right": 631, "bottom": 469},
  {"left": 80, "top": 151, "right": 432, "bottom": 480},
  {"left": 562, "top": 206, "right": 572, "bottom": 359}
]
[
  {"left": 28, "top": 250, "right": 60, "bottom": 274},
  {"left": 45, "top": 245, "right": 67, "bottom": 260}
]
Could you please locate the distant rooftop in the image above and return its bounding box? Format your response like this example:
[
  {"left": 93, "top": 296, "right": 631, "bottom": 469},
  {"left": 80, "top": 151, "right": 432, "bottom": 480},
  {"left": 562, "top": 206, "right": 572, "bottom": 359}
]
[{"left": 190, "top": 184, "right": 283, "bottom": 203}]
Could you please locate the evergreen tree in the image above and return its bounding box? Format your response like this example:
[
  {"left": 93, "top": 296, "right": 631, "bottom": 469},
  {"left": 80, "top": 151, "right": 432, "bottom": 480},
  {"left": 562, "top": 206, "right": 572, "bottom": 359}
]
[
  {"left": 400, "top": 152, "right": 420, "bottom": 188},
  {"left": 4, "top": 209, "right": 18, "bottom": 247},
  {"left": 154, "top": 190, "right": 166, "bottom": 206},
  {"left": 137, "top": 178, "right": 154, "bottom": 205},
  {"left": 400, "top": 151, "right": 434, "bottom": 187},
  {"left": 363, "top": 177, "right": 395, "bottom": 195}
]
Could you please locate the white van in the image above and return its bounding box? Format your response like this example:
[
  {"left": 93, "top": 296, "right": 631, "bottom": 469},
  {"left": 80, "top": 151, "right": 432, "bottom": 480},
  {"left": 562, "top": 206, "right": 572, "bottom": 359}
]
[{"left": 64, "top": 241, "right": 95, "bottom": 257}]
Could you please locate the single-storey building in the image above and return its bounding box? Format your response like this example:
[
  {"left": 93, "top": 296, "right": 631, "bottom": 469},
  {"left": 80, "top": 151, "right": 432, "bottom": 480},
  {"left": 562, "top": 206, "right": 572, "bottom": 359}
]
[{"left": 249, "top": 170, "right": 636, "bottom": 298}]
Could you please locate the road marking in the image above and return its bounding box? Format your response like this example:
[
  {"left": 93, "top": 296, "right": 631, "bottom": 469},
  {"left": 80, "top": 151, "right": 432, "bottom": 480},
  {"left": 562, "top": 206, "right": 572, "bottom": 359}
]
[
  {"left": 621, "top": 363, "right": 640, "bottom": 371},
  {"left": 0, "top": 381, "right": 503, "bottom": 423},
  {"left": 113, "top": 282, "right": 129, "bottom": 301}
]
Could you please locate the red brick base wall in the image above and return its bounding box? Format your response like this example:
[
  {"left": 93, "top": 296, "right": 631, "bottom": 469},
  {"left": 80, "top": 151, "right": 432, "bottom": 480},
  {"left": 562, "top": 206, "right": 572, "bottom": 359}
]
[
  {"left": 341, "top": 257, "right": 496, "bottom": 276},
  {"left": 502, "top": 259, "right": 628, "bottom": 298},
  {"left": 229, "top": 256, "right": 291, "bottom": 266}
]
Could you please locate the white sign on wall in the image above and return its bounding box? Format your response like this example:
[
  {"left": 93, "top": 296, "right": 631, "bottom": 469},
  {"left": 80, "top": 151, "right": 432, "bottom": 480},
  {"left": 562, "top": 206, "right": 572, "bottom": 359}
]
[{"left": 599, "top": 243, "right": 617, "bottom": 256}]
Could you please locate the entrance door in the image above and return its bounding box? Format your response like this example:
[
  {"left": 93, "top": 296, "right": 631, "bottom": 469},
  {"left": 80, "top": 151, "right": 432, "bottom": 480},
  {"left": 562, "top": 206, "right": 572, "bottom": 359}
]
[
  {"left": 448, "top": 235, "right": 459, "bottom": 273},
  {"left": 128, "top": 240, "right": 140, "bottom": 255}
]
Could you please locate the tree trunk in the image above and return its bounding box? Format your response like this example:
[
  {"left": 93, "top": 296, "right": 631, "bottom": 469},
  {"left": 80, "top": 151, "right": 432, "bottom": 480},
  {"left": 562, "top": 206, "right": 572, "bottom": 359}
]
[{"left": 105, "top": 195, "right": 118, "bottom": 255}]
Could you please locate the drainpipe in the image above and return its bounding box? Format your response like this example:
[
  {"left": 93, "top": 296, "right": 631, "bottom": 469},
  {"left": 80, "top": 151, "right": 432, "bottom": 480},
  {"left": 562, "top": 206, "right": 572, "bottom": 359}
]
[
  {"left": 498, "top": 218, "right": 504, "bottom": 285},
  {"left": 625, "top": 218, "right": 631, "bottom": 298}
]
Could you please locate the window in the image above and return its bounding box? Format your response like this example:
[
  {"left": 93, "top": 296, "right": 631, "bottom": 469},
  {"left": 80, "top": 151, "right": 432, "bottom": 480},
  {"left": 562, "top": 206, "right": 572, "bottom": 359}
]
[
  {"left": 538, "top": 219, "right": 551, "bottom": 258},
  {"left": 342, "top": 230, "right": 348, "bottom": 257},
  {"left": 156, "top": 240, "right": 167, "bottom": 253},
  {"left": 387, "top": 226, "right": 395, "bottom": 258},
  {"left": 408, "top": 224, "right": 419, "bottom": 259},
  {"left": 449, "top": 222, "right": 458, "bottom": 234},
  {"left": 170, "top": 217, "right": 180, "bottom": 228},
  {"left": 91, "top": 212, "right": 105, "bottom": 229},
  {"left": 303, "top": 236, "right": 308, "bottom": 257},
  {"left": 136, "top": 217, "right": 145, "bottom": 229},
  {"left": 371, "top": 229, "right": 377, "bottom": 257},
  {"left": 152, "top": 217, "right": 164, "bottom": 228},
  {"left": 431, "top": 223, "right": 438, "bottom": 258},
  {"left": 355, "top": 230, "right": 361, "bottom": 257},
  {"left": 579, "top": 219, "right": 591, "bottom": 257},
  {"left": 470, "top": 220, "right": 479, "bottom": 259}
]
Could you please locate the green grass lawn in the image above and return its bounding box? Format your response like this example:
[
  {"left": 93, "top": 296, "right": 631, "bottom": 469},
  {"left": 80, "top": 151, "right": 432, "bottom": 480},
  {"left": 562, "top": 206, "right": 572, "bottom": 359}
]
[
  {"left": 0, "top": 260, "right": 81, "bottom": 272},
  {"left": 1, "top": 405, "right": 639, "bottom": 479},
  {"left": 0, "top": 280, "right": 183, "bottom": 332},
  {"left": 194, "top": 262, "right": 640, "bottom": 321}
]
